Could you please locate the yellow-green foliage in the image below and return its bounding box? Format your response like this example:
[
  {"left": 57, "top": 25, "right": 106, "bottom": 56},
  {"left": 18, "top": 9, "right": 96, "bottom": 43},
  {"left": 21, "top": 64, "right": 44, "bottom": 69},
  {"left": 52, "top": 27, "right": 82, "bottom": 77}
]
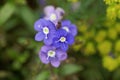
[
  {"left": 76, "top": 0, "right": 120, "bottom": 71},
  {"left": 67, "top": 0, "right": 79, "bottom": 3},
  {"left": 95, "top": 30, "right": 107, "bottom": 43},
  {"left": 98, "top": 40, "right": 112, "bottom": 56},
  {"left": 104, "top": 0, "right": 120, "bottom": 5},
  {"left": 115, "top": 23, "right": 120, "bottom": 34},
  {"left": 108, "top": 28, "right": 117, "bottom": 40},
  {"left": 103, "top": 56, "right": 119, "bottom": 71},
  {"left": 84, "top": 42, "right": 96, "bottom": 55},
  {"left": 115, "top": 40, "right": 120, "bottom": 52}
]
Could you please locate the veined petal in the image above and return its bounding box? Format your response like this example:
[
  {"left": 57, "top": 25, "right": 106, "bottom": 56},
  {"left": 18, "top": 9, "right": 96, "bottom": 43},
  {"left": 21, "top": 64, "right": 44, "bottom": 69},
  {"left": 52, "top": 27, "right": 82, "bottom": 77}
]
[
  {"left": 34, "top": 19, "right": 49, "bottom": 31},
  {"left": 44, "top": 36, "right": 53, "bottom": 45},
  {"left": 69, "top": 24, "right": 77, "bottom": 36},
  {"left": 44, "top": 5, "right": 55, "bottom": 16},
  {"left": 41, "top": 46, "right": 52, "bottom": 53},
  {"left": 51, "top": 57, "right": 60, "bottom": 67},
  {"left": 61, "top": 20, "right": 71, "bottom": 26},
  {"left": 61, "top": 43, "right": 68, "bottom": 51},
  {"left": 55, "top": 29, "right": 67, "bottom": 37},
  {"left": 39, "top": 52, "right": 49, "bottom": 64},
  {"left": 35, "top": 32, "right": 44, "bottom": 41},
  {"left": 56, "top": 50, "right": 67, "bottom": 61},
  {"left": 66, "top": 34, "right": 74, "bottom": 45}
]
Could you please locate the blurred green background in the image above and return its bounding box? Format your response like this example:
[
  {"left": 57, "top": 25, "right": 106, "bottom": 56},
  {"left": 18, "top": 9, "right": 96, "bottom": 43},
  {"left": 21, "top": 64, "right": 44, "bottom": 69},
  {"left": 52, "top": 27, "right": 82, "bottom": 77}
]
[{"left": 0, "top": 0, "right": 120, "bottom": 80}]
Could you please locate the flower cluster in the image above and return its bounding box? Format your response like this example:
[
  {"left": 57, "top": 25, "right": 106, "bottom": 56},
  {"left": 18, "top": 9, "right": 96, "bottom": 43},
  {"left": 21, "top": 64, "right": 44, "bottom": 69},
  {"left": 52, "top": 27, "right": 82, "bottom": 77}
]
[{"left": 34, "top": 5, "right": 77, "bottom": 67}]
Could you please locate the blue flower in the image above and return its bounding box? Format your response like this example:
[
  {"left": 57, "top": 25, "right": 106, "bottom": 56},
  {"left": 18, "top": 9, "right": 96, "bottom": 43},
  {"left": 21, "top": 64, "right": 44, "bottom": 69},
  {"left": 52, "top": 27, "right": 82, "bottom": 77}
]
[
  {"left": 61, "top": 20, "right": 77, "bottom": 36},
  {"left": 39, "top": 45, "right": 67, "bottom": 67},
  {"left": 34, "top": 19, "right": 56, "bottom": 45},
  {"left": 53, "top": 29, "right": 74, "bottom": 51},
  {"left": 44, "top": 5, "right": 65, "bottom": 25}
]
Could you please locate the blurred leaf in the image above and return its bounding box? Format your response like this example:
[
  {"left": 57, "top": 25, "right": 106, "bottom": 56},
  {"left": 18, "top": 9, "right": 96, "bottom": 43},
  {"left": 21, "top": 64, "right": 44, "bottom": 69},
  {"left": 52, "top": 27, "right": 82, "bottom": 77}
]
[
  {"left": 6, "top": 48, "right": 19, "bottom": 60},
  {"left": 14, "top": 0, "right": 26, "bottom": 5},
  {"left": 0, "top": 3, "right": 15, "bottom": 25},
  {"left": 0, "top": 71, "right": 11, "bottom": 78},
  {"left": 18, "top": 6, "right": 36, "bottom": 32},
  {"left": 113, "top": 68, "right": 120, "bottom": 80},
  {"left": 12, "top": 61, "right": 22, "bottom": 70},
  {"left": 60, "top": 64, "right": 83, "bottom": 76},
  {"left": 35, "top": 71, "right": 50, "bottom": 80},
  {"left": 4, "top": 18, "right": 18, "bottom": 31},
  {"left": 83, "top": 69, "right": 103, "bottom": 80},
  {"left": 17, "top": 51, "right": 29, "bottom": 63}
]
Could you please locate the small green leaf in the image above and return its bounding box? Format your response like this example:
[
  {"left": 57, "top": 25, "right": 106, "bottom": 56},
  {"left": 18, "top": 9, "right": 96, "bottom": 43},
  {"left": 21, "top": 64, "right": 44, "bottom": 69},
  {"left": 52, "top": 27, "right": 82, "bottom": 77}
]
[
  {"left": 60, "top": 64, "right": 83, "bottom": 76},
  {"left": 36, "top": 71, "right": 50, "bottom": 80},
  {"left": 0, "top": 3, "right": 15, "bottom": 25}
]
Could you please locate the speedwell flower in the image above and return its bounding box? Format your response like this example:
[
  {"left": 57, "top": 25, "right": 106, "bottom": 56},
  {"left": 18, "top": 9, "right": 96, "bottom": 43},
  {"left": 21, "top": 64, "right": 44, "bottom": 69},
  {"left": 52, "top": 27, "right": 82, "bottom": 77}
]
[
  {"left": 61, "top": 20, "right": 77, "bottom": 36},
  {"left": 39, "top": 45, "right": 67, "bottom": 67},
  {"left": 53, "top": 29, "right": 74, "bottom": 51},
  {"left": 34, "top": 19, "right": 56, "bottom": 45},
  {"left": 44, "top": 5, "right": 65, "bottom": 25}
]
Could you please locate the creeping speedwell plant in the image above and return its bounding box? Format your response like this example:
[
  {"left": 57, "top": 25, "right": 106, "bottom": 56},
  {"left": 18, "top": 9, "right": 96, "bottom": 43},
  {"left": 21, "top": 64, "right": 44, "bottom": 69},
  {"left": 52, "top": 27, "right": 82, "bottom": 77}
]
[{"left": 34, "top": 5, "right": 77, "bottom": 67}]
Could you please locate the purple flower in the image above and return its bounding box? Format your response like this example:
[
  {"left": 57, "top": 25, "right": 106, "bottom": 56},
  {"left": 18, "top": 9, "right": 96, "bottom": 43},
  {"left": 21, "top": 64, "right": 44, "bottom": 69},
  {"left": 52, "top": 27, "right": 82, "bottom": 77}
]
[
  {"left": 53, "top": 29, "right": 74, "bottom": 51},
  {"left": 61, "top": 20, "right": 77, "bottom": 36},
  {"left": 39, "top": 45, "right": 67, "bottom": 67},
  {"left": 34, "top": 19, "right": 56, "bottom": 45},
  {"left": 44, "top": 5, "right": 65, "bottom": 25}
]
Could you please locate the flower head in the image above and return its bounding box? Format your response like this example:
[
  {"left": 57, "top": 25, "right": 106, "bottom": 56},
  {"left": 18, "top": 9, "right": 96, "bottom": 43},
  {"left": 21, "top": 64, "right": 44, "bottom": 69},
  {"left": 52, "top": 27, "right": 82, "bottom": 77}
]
[
  {"left": 39, "top": 45, "right": 67, "bottom": 67},
  {"left": 53, "top": 29, "right": 74, "bottom": 51},
  {"left": 44, "top": 5, "right": 65, "bottom": 25},
  {"left": 34, "top": 19, "right": 56, "bottom": 45},
  {"left": 61, "top": 20, "right": 77, "bottom": 36}
]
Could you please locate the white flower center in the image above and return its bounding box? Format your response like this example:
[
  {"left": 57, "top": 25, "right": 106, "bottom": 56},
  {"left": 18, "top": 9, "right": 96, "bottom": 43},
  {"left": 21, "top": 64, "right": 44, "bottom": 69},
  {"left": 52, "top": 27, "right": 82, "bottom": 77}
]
[
  {"left": 60, "top": 37, "right": 66, "bottom": 42},
  {"left": 62, "top": 26, "right": 69, "bottom": 32},
  {"left": 43, "top": 27, "right": 49, "bottom": 39},
  {"left": 48, "top": 50, "right": 56, "bottom": 57},
  {"left": 43, "top": 27, "right": 49, "bottom": 34},
  {"left": 50, "top": 13, "right": 57, "bottom": 21}
]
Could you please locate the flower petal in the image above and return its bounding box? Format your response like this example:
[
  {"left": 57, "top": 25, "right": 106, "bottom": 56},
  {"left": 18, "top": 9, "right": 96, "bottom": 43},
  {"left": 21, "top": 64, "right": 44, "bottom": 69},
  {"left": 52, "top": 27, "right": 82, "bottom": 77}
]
[
  {"left": 47, "top": 20, "right": 56, "bottom": 31},
  {"left": 39, "top": 52, "right": 49, "bottom": 64},
  {"left": 69, "top": 24, "right": 77, "bottom": 36},
  {"left": 61, "top": 43, "right": 68, "bottom": 51},
  {"left": 55, "top": 7, "right": 65, "bottom": 21},
  {"left": 41, "top": 45, "right": 52, "bottom": 53},
  {"left": 44, "top": 5, "right": 55, "bottom": 16},
  {"left": 56, "top": 50, "right": 67, "bottom": 61},
  {"left": 55, "top": 29, "right": 67, "bottom": 37},
  {"left": 44, "top": 36, "right": 53, "bottom": 45},
  {"left": 66, "top": 34, "right": 74, "bottom": 45},
  {"left": 34, "top": 19, "right": 45, "bottom": 31},
  {"left": 61, "top": 20, "right": 71, "bottom": 26},
  {"left": 51, "top": 57, "right": 60, "bottom": 67},
  {"left": 35, "top": 32, "right": 44, "bottom": 41}
]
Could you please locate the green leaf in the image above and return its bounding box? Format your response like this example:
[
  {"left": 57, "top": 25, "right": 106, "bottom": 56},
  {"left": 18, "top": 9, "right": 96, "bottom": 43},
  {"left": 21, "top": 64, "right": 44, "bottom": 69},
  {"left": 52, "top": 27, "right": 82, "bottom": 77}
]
[
  {"left": 113, "top": 68, "right": 120, "bottom": 80},
  {"left": 83, "top": 69, "right": 103, "bottom": 80},
  {"left": 60, "top": 64, "right": 83, "bottom": 76},
  {"left": 17, "top": 51, "right": 29, "bottom": 63},
  {"left": 12, "top": 61, "right": 22, "bottom": 70},
  {"left": 4, "top": 18, "right": 18, "bottom": 31},
  {"left": 36, "top": 71, "right": 50, "bottom": 80},
  {"left": 18, "top": 6, "right": 36, "bottom": 31},
  {"left": 0, "top": 3, "right": 15, "bottom": 26}
]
